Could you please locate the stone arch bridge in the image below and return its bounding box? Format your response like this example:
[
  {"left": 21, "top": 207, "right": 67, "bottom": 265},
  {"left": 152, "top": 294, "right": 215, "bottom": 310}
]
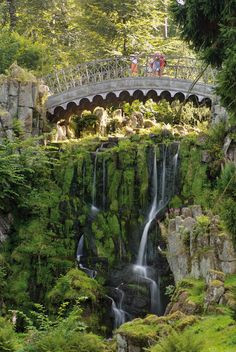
[{"left": 43, "top": 56, "right": 224, "bottom": 122}]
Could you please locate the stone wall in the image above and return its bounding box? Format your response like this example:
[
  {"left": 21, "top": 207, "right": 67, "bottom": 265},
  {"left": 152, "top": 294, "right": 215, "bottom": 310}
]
[
  {"left": 164, "top": 206, "right": 236, "bottom": 283},
  {"left": 0, "top": 66, "right": 48, "bottom": 139}
]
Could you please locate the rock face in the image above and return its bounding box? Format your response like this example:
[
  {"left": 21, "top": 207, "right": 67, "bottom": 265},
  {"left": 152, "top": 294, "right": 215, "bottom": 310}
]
[
  {"left": 165, "top": 206, "right": 236, "bottom": 283},
  {"left": 0, "top": 213, "right": 12, "bottom": 243},
  {"left": 0, "top": 65, "right": 48, "bottom": 139}
]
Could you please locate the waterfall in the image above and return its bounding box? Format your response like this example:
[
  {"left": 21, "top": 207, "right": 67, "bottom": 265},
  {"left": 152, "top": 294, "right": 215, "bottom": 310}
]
[
  {"left": 76, "top": 235, "right": 97, "bottom": 278},
  {"left": 102, "top": 158, "right": 106, "bottom": 209},
  {"left": 159, "top": 144, "right": 167, "bottom": 207},
  {"left": 136, "top": 147, "right": 158, "bottom": 266},
  {"left": 134, "top": 145, "right": 169, "bottom": 315},
  {"left": 172, "top": 143, "right": 179, "bottom": 194},
  {"left": 91, "top": 144, "right": 105, "bottom": 213},
  {"left": 107, "top": 295, "right": 126, "bottom": 329},
  {"left": 76, "top": 234, "right": 84, "bottom": 262}
]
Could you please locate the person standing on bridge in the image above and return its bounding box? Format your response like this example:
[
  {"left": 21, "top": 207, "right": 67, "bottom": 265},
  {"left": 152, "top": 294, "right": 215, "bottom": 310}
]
[
  {"left": 159, "top": 55, "right": 167, "bottom": 77},
  {"left": 152, "top": 55, "right": 161, "bottom": 77},
  {"left": 130, "top": 54, "right": 138, "bottom": 76}
]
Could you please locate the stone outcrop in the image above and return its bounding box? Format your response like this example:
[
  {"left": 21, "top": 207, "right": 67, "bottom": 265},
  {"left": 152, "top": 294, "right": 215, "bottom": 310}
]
[
  {"left": 164, "top": 206, "right": 236, "bottom": 283},
  {"left": 116, "top": 311, "right": 197, "bottom": 352},
  {"left": 165, "top": 268, "right": 231, "bottom": 315},
  {"left": 0, "top": 64, "right": 48, "bottom": 139},
  {"left": 0, "top": 213, "right": 12, "bottom": 243},
  {"left": 204, "top": 270, "right": 225, "bottom": 308},
  {"left": 223, "top": 135, "right": 236, "bottom": 166}
]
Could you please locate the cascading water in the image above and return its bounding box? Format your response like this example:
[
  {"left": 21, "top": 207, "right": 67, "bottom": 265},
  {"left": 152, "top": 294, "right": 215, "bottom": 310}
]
[
  {"left": 102, "top": 158, "right": 106, "bottom": 209},
  {"left": 133, "top": 146, "right": 165, "bottom": 315},
  {"left": 106, "top": 295, "right": 126, "bottom": 329},
  {"left": 76, "top": 235, "right": 97, "bottom": 278},
  {"left": 91, "top": 144, "right": 104, "bottom": 213},
  {"left": 172, "top": 144, "right": 179, "bottom": 194},
  {"left": 136, "top": 147, "right": 158, "bottom": 267}
]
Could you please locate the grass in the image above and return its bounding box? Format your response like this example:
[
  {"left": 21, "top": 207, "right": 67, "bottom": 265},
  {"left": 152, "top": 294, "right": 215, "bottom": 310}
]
[
  {"left": 187, "top": 314, "right": 236, "bottom": 352},
  {"left": 149, "top": 314, "right": 236, "bottom": 352},
  {"left": 177, "top": 278, "right": 205, "bottom": 306}
]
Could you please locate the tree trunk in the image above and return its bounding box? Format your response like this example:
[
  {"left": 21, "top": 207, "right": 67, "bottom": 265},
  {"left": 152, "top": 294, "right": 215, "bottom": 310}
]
[
  {"left": 122, "top": 18, "right": 127, "bottom": 55},
  {"left": 7, "top": 0, "right": 17, "bottom": 30}
]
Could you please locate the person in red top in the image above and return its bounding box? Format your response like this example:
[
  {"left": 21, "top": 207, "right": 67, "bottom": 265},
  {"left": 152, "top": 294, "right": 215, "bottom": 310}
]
[{"left": 159, "top": 55, "right": 167, "bottom": 77}]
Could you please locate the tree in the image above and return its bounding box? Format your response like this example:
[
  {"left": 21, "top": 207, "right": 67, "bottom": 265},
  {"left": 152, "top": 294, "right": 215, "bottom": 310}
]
[
  {"left": 169, "top": 0, "right": 236, "bottom": 119},
  {"left": 78, "top": 0, "right": 171, "bottom": 55}
]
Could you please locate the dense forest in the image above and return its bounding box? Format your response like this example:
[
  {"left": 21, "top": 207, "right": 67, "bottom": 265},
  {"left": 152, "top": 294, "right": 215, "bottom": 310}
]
[{"left": 0, "top": 0, "right": 236, "bottom": 351}]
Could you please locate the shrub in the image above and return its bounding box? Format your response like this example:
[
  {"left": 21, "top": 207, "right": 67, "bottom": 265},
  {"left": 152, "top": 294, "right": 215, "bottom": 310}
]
[
  {"left": 150, "top": 330, "right": 202, "bottom": 352},
  {"left": 0, "top": 30, "right": 47, "bottom": 74},
  {"left": 0, "top": 317, "right": 16, "bottom": 352}
]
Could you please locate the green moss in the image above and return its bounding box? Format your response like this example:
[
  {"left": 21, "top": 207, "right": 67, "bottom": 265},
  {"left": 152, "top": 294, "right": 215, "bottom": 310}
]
[
  {"left": 211, "top": 280, "right": 224, "bottom": 287},
  {"left": 176, "top": 278, "right": 205, "bottom": 306},
  {"left": 225, "top": 274, "right": 236, "bottom": 290},
  {"left": 117, "top": 311, "right": 197, "bottom": 348},
  {"left": 48, "top": 268, "right": 103, "bottom": 306},
  {"left": 180, "top": 141, "right": 212, "bottom": 207}
]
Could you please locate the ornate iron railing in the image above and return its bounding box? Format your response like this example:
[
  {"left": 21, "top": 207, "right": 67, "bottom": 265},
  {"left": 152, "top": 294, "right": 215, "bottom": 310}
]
[{"left": 43, "top": 56, "right": 216, "bottom": 95}]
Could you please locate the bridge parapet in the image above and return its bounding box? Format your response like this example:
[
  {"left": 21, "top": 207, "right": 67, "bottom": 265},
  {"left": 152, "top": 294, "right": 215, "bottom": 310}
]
[{"left": 43, "top": 56, "right": 216, "bottom": 95}]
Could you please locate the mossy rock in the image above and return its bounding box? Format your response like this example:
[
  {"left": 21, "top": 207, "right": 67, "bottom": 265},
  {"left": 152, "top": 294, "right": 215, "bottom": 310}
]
[
  {"left": 210, "top": 279, "right": 224, "bottom": 287},
  {"left": 175, "top": 315, "right": 199, "bottom": 331}
]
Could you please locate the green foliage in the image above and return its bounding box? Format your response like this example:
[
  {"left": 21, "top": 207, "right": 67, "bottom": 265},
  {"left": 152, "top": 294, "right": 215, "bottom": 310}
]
[
  {"left": 0, "top": 317, "right": 17, "bottom": 352},
  {"left": 169, "top": 195, "right": 182, "bottom": 208},
  {"left": 177, "top": 278, "right": 205, "bottom": 306},
  {"left": 216, "top": 164, "right": 236, "bottom": 245},
  {"left": 165, "top": 284, "right": 175, "bottom": 298},
  {"left": 0, "top": 31, "right": 46, "bottom": 74},
  {"left": 22, "top": 302, "right": 105, "bottom": 352},
  {"left": 180, "top": 140, "right": 212, "bottom": 207},
  {"left": 71, "top": 113, "right": 99, "bottom": 138},
  {"left": 151, "top": 330, "right": 202, "bottom": 352},
  {"left": 194, "top": 215, "right": 210, "bottom": 234},
  {"left": 48, "top": 269, "right": 103, "bottom": 308},
  {"left": 121, "top": 99, "right": 211, "bottom": 127},
  {"left": 170, "top": 0, "right": 236, "bottom": 119}
]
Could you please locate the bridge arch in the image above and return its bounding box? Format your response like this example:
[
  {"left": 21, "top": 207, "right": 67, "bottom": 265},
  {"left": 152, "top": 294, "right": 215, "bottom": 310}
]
[{"left": 46, "top": 77, "right": 214, "bottom": 122}]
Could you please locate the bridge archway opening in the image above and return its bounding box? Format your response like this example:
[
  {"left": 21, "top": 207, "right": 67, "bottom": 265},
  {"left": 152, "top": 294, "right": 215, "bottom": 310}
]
[
  {"left": 173, "top": 92, "right": 185, "bottom": 103},
  {"left": 133, "top": 90, "right": 144, "bottom": 101},
  {"left": 92, "top": 95, "right": 106, "bottom": 108},
  {"left": 118, "top": 91, "right": 131, "bottom": 103},
  {"left": 186, "top": 95, "right": 199, "bottom": 106},
  {"left": 145, "top": 90, "right": 158, "bottom": 103},
  {"left": 200, "top": 97, "right": 212, "bottom": 108},
  {"left": 160, "top": 91, "right": 172, "bottom": 101}
]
